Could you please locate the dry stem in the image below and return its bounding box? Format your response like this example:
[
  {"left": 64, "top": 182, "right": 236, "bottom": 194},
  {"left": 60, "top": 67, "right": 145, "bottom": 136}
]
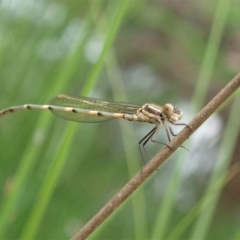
[{"left": 72, "top": 73, "right": 240, "bottom": 240}]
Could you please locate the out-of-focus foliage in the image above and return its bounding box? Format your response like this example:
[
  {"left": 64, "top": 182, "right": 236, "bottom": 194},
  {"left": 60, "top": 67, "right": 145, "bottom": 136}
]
[{"left": 0, "top": 0, "right": 239, "bottom": 239}]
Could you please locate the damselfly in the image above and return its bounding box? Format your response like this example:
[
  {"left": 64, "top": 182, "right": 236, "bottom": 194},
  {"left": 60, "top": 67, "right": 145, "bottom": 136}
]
[{"left": 0, "top": 94, "right": 188, "bottom": 161}]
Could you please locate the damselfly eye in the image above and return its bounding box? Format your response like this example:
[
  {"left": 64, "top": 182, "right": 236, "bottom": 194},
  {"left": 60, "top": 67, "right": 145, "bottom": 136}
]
[
  {"left": 173, "top": 107, "right": 183, "bottom": 120},
  {"left": 162, "top": 104, "right": 174, "bottom": 118},
  {"left": 177, "top": 110, "right": 183, "bottom": 120}
]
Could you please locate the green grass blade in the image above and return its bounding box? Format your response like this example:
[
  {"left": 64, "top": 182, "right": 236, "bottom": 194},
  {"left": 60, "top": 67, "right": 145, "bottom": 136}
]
[
  {"left": 88, "top": 2, "right": 148, "bottom": 239},
  {"left": 190, "top": 93, "right": 240, "bottom": 239},
  {"left": 155, "top": 1, "right": 232, "bottom": 239},
  {"left": 20, "top": 1, "right": 130, "bottom": 239},
  {"left": 166, "top": 93, "right": 240, "bottom": 239},
  {"left": 0, "top": 17, "right": 92, "bottom": 237},
  {"left": 151, "top": 158, "right": 182, "bottom": 239},
  {"left": 193, "top": 0, "right": 231, "bottom": 110}
]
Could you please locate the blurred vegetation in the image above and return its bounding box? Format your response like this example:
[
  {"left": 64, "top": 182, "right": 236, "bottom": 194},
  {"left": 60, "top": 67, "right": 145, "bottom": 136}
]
[{"left": 0, "top": 0, "right": 239, "bottom": 239}]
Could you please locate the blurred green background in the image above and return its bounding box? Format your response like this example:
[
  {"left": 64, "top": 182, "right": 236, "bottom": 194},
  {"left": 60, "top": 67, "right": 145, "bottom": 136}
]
[{"left": 0, "top": 0, "right": 240, "bottom": 239}]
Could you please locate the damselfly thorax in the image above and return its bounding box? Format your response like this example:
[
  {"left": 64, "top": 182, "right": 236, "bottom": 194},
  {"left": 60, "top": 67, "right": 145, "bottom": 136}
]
[{"left": 0, "top": 94, "right": 188, "bottom": 162}]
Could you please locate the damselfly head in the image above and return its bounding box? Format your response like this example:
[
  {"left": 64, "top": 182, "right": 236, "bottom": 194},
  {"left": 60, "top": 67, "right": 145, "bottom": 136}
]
[{"left": 162, "top": 104, "right": 183, "bottom": 123}]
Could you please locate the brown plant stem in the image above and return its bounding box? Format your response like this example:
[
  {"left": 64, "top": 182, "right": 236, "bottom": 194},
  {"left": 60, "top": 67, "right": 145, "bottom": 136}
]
[{"left": 72, "top": 73, "right": 240, "bottom": 240}]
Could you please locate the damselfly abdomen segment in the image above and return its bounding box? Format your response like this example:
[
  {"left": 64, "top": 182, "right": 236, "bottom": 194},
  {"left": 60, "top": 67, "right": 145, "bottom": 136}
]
[{"left": 0, "top": 94, "right": 188, "bottom": 162}]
